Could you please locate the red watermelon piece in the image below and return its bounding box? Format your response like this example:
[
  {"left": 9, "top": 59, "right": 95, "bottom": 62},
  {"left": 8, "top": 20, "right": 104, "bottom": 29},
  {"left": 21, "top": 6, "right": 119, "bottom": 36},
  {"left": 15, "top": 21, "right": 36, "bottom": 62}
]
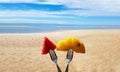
[{"left": 41, "top": 37, "right": 56, "bottom": 55}]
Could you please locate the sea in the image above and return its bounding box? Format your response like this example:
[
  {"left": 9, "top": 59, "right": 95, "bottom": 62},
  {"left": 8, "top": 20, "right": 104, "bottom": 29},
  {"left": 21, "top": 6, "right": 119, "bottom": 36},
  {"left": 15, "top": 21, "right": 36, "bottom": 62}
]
[{"left": 0, "top": 23, "right": 120, "bottom": 33}]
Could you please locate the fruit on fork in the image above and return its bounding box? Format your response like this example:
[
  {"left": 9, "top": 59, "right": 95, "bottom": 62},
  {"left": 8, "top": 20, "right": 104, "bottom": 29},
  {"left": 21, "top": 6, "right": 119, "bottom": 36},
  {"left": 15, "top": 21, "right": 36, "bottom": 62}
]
[
  {"left": 57, "top": 37, "right": 85, "bottom": 53},
  {"left": 41, "top": 37, "right": 56, "bottom": 54}
]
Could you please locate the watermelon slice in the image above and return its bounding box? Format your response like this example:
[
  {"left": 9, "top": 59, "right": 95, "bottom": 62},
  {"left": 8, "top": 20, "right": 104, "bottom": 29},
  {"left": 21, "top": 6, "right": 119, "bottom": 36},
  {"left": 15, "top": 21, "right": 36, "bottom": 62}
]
[{"left": 41, "top": 37, "right": 56, "bottom": 55}]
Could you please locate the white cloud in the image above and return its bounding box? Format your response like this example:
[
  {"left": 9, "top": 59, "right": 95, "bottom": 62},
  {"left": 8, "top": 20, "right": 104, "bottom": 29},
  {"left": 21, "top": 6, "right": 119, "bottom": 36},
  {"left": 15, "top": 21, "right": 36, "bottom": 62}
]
[
  {"left": 0, "top": 10, "right": 76, "bottom": 18},
  {"left": 0, "top": 10, "right": 57, "bottom": 17},
  {"left": 44, "top": 0, "right": 120, "bottom": 16},
  {"left": 0, "top": 0, "right": 120, "bottom": 21},
  {"left": 0, "top": 18, "right": 76, "bottom": 24},
  {"left": 0, "top": 0, "right": 119, "bottom": 25}
]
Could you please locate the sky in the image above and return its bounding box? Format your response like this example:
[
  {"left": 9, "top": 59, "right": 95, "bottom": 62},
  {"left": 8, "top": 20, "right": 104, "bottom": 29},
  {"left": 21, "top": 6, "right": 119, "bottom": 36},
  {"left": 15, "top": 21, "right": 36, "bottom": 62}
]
[{"left": 0, "top": 0, "right": 120, "bottom": 25}]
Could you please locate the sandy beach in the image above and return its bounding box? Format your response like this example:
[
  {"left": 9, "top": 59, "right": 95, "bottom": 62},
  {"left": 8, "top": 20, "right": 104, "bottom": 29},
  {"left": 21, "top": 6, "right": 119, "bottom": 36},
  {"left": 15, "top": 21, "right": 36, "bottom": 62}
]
[{"left": 0, "top": 30, "right": 120, "bottom": 72}]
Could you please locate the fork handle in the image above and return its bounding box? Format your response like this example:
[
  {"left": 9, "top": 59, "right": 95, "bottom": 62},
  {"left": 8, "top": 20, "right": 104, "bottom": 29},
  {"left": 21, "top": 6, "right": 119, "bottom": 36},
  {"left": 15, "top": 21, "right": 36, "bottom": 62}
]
[
  {"left": 65, "top": 64, "right": 69, "bottom": 72},
  {"left": 56, "top": 63, "right": 62, "bottom": 72}
]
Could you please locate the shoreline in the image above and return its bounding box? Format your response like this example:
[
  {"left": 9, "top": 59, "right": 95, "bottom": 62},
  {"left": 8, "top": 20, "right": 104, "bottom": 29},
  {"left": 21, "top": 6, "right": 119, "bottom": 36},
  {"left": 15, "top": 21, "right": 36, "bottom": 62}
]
[{"left": 0, "top": 29, "right": 120, "bottom": 35}]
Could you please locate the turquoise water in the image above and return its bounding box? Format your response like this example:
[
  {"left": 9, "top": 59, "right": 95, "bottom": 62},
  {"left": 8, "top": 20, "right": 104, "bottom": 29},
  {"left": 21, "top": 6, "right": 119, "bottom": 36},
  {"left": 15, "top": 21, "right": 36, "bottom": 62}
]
[{"left": 0, "top": 23, "right": 120, "bottom": 33}]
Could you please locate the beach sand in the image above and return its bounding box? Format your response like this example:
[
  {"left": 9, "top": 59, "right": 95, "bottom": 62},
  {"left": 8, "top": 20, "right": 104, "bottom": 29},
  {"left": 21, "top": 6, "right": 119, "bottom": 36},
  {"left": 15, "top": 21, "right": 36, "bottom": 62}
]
[{"left": 0, "top": 30, "right": 120, "bottom": 72}]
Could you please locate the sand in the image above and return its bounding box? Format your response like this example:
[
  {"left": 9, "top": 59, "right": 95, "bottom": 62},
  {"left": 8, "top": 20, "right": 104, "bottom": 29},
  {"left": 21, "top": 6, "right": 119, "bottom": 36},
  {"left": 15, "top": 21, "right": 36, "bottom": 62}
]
[{"left": 0, "top": 30, "right": 120, "bottom": 72}]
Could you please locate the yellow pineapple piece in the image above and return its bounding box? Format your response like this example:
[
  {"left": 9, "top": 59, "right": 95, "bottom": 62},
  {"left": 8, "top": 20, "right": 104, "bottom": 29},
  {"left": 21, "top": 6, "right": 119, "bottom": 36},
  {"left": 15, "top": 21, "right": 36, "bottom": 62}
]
[
  {"left": 65, "top": 37, "right": 72, "bottom": 48},
  {"left": 56, "top": 37, "right": 85, "bottom": 53},
  {"left": 72, "top": 42, "right": 85, "bottom": 53},
  {"left": 57, "top": 40, "right": 69, "bottom": 51},
  {"left": 71, "top": 37, "right": 79, "bottom": 47}
]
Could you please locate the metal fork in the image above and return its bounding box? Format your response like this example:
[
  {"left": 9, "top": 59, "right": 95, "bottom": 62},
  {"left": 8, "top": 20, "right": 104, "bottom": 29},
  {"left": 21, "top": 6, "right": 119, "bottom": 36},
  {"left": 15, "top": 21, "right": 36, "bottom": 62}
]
[
  {"left": 49, "top": 50, "right": 62, "bottom": 72},
  {"left": 65, "top": 49, "right": 74, "bottom": 72}
]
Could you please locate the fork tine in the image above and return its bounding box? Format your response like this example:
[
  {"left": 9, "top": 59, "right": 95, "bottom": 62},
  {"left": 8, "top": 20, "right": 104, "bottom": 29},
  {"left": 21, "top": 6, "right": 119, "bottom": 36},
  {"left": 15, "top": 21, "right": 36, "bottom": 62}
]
[
  {"left": 66, "top": 49, "right": 73, "bottom": 60},
  {"left": 65, "top": 49, "right": 74, "bottom": 72},
  {"left": 49, "top": 50, "right": 62, "bottom": 72},
  {"left": 49, "top": 50, "right": 57, "bottom": 62}
]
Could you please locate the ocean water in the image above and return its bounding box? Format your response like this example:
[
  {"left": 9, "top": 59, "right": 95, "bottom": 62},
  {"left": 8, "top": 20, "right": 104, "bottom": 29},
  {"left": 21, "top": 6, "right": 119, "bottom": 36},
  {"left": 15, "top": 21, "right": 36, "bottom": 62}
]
[{"left": 0, "top": 23, "right": 120, "bottom": 33}]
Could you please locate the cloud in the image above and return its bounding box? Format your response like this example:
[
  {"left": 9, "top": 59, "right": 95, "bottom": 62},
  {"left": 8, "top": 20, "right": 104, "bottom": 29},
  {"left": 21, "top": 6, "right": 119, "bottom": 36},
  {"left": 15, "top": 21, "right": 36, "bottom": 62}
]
[
  {"left": 0, "top": 10, "right": 72, "bottom": 18},
  {"left": 0, "top": 0, "right": 120, "bottom": 16},
  {"left": 0, "top": 0, "right": 120, "bottom": 24},
  {"left": 0, "top": 17, "right": 76, "bottom": 24},
  {"left": 42, "top": 0, "right": 120, "bottom": 16}
]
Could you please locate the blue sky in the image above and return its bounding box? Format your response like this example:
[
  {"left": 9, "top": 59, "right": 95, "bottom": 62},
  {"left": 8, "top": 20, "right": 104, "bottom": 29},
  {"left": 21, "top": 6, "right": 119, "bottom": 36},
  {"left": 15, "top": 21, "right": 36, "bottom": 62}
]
[{"left": 0, "top": 0, "right": 120, "bottom": 25}]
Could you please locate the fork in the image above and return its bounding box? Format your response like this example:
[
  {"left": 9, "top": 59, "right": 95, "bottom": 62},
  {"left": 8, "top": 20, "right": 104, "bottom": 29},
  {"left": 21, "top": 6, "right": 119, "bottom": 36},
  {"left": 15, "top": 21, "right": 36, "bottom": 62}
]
[
  {"left": 65, "top": 49, "right": 74, "bottom": 72},
  {"left": 49, "top": 50, "right": 62, "bottom": 72}
]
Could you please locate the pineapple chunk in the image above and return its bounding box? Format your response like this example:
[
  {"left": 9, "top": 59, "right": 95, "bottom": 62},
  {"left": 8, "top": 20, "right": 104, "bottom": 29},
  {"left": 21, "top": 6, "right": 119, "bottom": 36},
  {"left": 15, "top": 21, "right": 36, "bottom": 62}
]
[{"left": 56, "top": 37, "right": 85, "bottom": 53}]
